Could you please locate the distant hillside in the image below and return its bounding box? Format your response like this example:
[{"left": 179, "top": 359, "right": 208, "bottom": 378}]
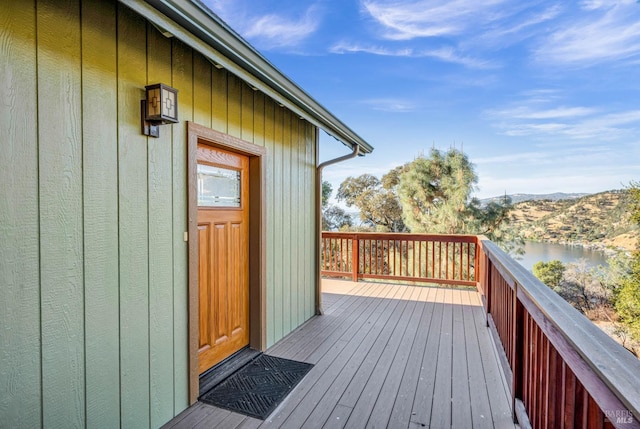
[
  {"left": 508, "top": 190, "right": 638, "bottom": 251},
  {"left": 482, "top": 192, "right": 588, "bottom": 205}
]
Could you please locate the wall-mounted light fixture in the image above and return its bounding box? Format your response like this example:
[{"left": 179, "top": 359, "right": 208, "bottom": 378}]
[{"left": 141, "top": 83, "right": 179, "bottom": 137}]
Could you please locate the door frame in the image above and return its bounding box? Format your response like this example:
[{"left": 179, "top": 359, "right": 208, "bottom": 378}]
[{"left": 187, "top": 122, "right": 267, "bottom": 404}]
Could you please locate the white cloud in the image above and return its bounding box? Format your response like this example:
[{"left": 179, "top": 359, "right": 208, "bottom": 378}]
[
  {"left": 535, "top": 1, "right": 640, "bottom": 66},
  {"left": 474, "top": 151, "right": 551, "bottom": 165},
  {"left": 424, "top": 47, "right": 496, "bottom": 69},
  {"left": 330, "top": 42, "right": 414, "bottom": 57},
  {"left": 517, "top": 89, "right": 563, "bottom": 104},
  {"left": 580, "top": 0, "right": 610, "bottom": 11},
  {"left": 201, "top": 1, "right": 321, "bottom": 49},
  {"left": 361, "top": 98, "right": 419, "bottom": 112},
  {"left": 562, "top": 110, "right": 640, "bottom": 139},
  {"left": 361, "top": 0, "right": 510, "bottom": 40},
  {"left": 472, "top": 4, "right": 563, "bottom": 49},
  {"left": 354, "top": 1, "right": 566, "bottom": 69},
  {"left": 474, "top": 143, "right": 639, "bottom": 198},
  {"left": 487, "top": 92, "right": 640, "bottom": 140},
  {"left": 491, "top": 106, "right": 597, "bottom": 120},
  {"left": 330, "top": 41, "right": 494, "bottom": 68},
  {"left": 243, "top": 7, "right": 321, "bottom": 48}
]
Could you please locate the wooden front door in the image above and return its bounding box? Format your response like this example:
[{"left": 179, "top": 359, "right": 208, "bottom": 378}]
[{"left": 197, "top": 144, "right": 249, "bottom": 373}]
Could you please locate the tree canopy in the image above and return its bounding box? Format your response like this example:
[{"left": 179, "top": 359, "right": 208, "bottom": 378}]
[
  {"left": 335, "top": 147, "right": 514, "bottom": 241},
  {"left": 337, "top": 171, "right": 406, "bottom": 232},
  {"left": 321, "top": 181, "right": 353, "bottom": 231},
  {"left": 398, "top": 148, "right": 477, "bottom": 234},
  {"left": 533, "top": 260, "right": 565, "bottom": 291}
]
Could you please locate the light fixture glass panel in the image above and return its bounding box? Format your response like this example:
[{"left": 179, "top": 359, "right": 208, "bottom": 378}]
[
  {"left": 148, "top": 87, "right": 161, "bottom": 117},
  {"left": 163, "top": 89, "right": 176, "bottom": 119},
  {"left": 197, "top": 164, "right": 241, "bottom": 207}
]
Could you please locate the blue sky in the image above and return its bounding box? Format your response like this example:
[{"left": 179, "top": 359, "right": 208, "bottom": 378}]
[{"left": 203, "top": 0, "right": 640, "bottom": 199}]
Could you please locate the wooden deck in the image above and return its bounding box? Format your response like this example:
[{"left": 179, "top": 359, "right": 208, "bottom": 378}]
[{"left": 164, "top": 280, "right": 516, "bottom": 429}]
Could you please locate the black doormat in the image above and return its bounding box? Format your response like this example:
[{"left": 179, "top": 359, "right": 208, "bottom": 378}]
[{"left": 199, "top": 354, "right": 313, "bottom": 420}]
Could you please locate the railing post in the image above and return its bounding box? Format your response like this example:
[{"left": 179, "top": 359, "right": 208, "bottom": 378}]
[
  {"left": 485, "top": 254, "right": 492, "bottom": 328},
  {"left": 352, "top": 235, "right": 359, "bottom": 282}
]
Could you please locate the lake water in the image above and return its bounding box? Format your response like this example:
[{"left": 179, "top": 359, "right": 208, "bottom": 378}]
[{"left": 517, "top": 241, "right": 609, "bottom": 272}]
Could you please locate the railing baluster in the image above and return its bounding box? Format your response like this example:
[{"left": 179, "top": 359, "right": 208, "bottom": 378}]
[
  {"left": 446, "top": 241, "right": 449, "bottom": 280},
  {"left": 368, "top": 239, "right": 372, "bottom": 276}
]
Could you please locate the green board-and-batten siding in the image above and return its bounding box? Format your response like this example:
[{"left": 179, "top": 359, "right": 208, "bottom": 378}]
[{"left": 0, "top": 0, "right": 316, "bottom": 427}]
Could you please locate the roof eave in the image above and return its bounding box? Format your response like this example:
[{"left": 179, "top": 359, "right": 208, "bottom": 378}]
[{"left": 118, "top": 0, "right": 373, "bottom": 154}]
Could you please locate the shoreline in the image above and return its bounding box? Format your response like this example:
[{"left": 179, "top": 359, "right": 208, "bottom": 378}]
[{"left": 529, "top": 239, "right": 632, "bottom": 255}]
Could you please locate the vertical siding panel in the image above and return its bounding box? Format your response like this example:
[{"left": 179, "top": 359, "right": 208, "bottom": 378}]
[
  {"left": 263, "top": 99, "right": 277, "bottom": 347},
  {"left": 146, "top": 25, "right": 175, "bottom": 428},
  {"left": 307, "top": 123, "right": 316, "bottom": 317},
  {"left": 292, "top": 118, "right": 302, "bottom": 326},
  {"left": 117, "top": 6, "right": 150, "bottom": 428},
  {"left": 282, "top": 110, "right": 292, "bottom": 334},
  {"left": 300, "top": 123, "right": 307, "bottom": 318},
  {"left": 37, "top": 1, "right": 85, "bottom": 427},
  {"left": 241, "top": 83, "right": 254, "bottom": 143},
  {"left": 211, "top": 66, "right": 227, "bottom": 132},
  {"left": 273, "top": 105, "right": 284, "bottom": 342},
  {"left": 171, "top": 39, "right": 192, "bottom": 414},
  {"left": 303, "top": 123, "right": 310, "bottom": 317},
  {"left": 192, "top": 55, "right": 211, "bottom": 128},
  {"left": 300, "top": 123, "right": 311, "bottom": 320},
  {"left": 0, "top": 2, "right": 41, "bottom": 427},
  {"left": 303, "top": 121, "right": 313, "bottom": 321},
  {"left": 299, "top": 120, "right": 307, "bottom": 324},
  {"left": 253, "top": 92, "right": 265, "bottom": 147},
  {"left": 227, "top": 74, "right": 242, "bottom": 138},
  {"left": 81, "top": 1, "right": 120, "bottom": 427}
]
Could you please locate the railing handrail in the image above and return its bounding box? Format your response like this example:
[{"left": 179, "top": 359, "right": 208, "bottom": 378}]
[
  {"left": 479, "top": 237, "right": 640, "bottom": 423},
  {"left": 321, "top": 231, "right": 478, "bottom": 242}
]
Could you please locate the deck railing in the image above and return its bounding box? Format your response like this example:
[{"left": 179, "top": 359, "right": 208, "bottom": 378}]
[
  {"left": 477, "top": 237, "right": 640, "bottom": 429},
  {"left": 321, "top": 231, "right": 640, "bottom": 428},
  {"left": 321, "top": 232, "right": 478, "bottom": 286}
]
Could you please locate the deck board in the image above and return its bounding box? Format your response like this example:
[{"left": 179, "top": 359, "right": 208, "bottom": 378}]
[
  {"left": 275, "top": 284, "right": 403, "bottom": 427},
  {"left": 388, "top": 287, "right": 437, "bottom": 428},
  {"left": 452, "top": 287, "right": 472, "bottom": 429},
  {"left": 297, "top": 287, "right": 412, "bottom": 428},
  {"left": 166, "top": 281, "right": 517, "bottom": 429},
  {"left": 342, "top": 286, "right": 419, "bottom": 427},
  {"left": 461, "top": 290, "right": 494, "bottom": 429},
  {"left": 410, "top": 287, "right": 445, "bottom": 427}
]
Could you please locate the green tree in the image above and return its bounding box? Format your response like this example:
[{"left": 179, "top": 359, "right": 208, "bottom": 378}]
[
  {"left": 597, "top": 251, "right": 633, "bottom": 300},
  {"left": 615, "top": 182, "right": 640, "bottom": 341},
  {"left": 321, "top": 181, "right": 353, "bottom": 231},
  {"left": 467, "top": 195, "right": 523, "bottom": 256},
  {"left": 396, "top": 148, "right": 515, "bottom": 247},
  {"left": 322, "top": 181, "right": 332, "bottom": 207},
  {"left": 533, "top": 260, "right": 565, "bottom": 291},
  {"left": 337, "top": 172, "right": 406, "bottom": 232},
  {"left": 322, "top": 205, "right": 353, "bottom": 231},
  {"left": 335, "top": 148, "right": 515, "bottom": 245},
  {"left": 561, "top": 260, "right": 609, "bottom": 314},
  {"left": 398, "top": 148, "right": 477, "bottom": 234}
]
